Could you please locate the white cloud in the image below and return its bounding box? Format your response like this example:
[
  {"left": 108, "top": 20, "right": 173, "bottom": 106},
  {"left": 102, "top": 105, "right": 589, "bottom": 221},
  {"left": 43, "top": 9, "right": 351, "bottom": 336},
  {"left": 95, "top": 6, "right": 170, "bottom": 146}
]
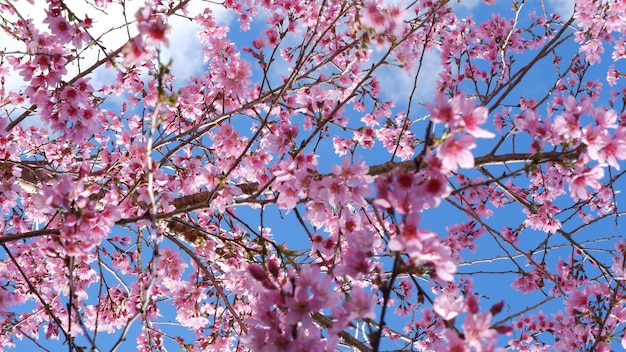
[
  {"left": 161, "top": 2, "right": 234, "bottom": 85},
  {"left": 0, "top": 1, "right": 233, "bottom": 95},
  {"left": 375, "top": 51, "right": 442, "bottom": 107},
  {"left": 547, "top": 0, "right": 575, "bottom": 19},
  {"left": 448, "top": 0, "right": 481, "bottom": 16}
]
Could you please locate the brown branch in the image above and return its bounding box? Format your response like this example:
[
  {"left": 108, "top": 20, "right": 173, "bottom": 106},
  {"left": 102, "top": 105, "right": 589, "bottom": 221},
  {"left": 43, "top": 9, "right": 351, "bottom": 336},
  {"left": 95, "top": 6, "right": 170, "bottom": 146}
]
[
  {"left": 1, "top": 149, "right": 579, "bottom": 245},
  {"left": 0, "top": 228, "right": 60, "bottom": 244},
  {"left": 172, "top": 149, "right": 580, "bottom": 209},
  {"left": 312, "top": 312, "right": 372, "bottom": 352}
]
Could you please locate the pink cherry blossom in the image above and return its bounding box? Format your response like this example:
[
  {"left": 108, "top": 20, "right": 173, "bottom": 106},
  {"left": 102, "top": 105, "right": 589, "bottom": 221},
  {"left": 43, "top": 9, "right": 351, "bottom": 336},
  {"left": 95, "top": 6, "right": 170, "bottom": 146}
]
[
  {"left": 568, "top": 166, "right": 604, "bottom": 201},
  {"left": 433, "top": 294, "right": 465, "bottom": 321},
  {"left": 437, "top": 135, "right": 477, "bottom": 172}
]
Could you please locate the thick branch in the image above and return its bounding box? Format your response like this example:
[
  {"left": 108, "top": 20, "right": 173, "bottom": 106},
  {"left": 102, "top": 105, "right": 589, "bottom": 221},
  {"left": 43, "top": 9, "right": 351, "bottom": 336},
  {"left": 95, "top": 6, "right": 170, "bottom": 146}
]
[
  {"left": 171, "top": 149, "right": 579, "bottom": 209},
  {"left": 312, "top": 312, "right": 372, "bottom": 352},
  {"left": 1, "top": 150, "right": 579, "bottom": 245}
]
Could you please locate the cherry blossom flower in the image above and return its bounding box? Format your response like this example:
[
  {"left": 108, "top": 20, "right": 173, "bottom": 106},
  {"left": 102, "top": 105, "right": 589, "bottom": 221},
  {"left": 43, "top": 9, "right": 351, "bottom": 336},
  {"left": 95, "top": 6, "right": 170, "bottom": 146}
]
[
  {"left": 136, "top": 6, "right": 169, "bottom": 46},
  {"left": 426, "top": 92, "right": 494, "bottom": 138},
  {"left": 360, "top": 0, "right": 407, "bottom": 40},
  {"left": 345, "top": 285, "right": 377, "bottom": 321},
  {"left": 123, "top": 37, "right": 149, "bottom": 66},
  {"left": 427, "top": 92, "right": 457, "bottom": 125},
  {"left": 568, "top": 166, "right": 604, "bottom": 201},
  {"left": 433, "top": 294, "right": 465, "bottom": 321},
  {"left": 435, "top": 328, "right": 467, "bottom": 352},
  {"left": 437, "top": 135, "right": 477, "bottom": 172}
]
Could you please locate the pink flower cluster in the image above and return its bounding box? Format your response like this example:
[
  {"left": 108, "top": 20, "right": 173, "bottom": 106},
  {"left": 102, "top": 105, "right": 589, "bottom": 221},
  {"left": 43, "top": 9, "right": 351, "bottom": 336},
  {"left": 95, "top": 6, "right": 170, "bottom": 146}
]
[
  {"left": 359, "top": 0, "right": 408, "bottom": 45},
  {"left": 427, "top": 92, "right": 494, "bottom": 173},
  {"left": 35, "top": 175, "right": 119, "bottom": 255},
  {"left": 244, "top": 263, "right": 377, "bottom": 351},
  {"left": 375, "top": 170, "right": 456, "bottom": 282},
  {"left": 433, "top": 294, "right": 512, "bottom": 352},
  {"left": 123, "top": 6, "right": 170, "bottom": 66}
]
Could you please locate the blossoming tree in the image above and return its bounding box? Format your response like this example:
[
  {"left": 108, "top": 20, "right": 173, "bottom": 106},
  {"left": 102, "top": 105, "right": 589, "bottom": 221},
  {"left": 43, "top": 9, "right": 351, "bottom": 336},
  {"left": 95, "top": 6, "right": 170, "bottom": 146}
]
[{"left": 1, "top": 0, "right": 626, "bottom": 350}]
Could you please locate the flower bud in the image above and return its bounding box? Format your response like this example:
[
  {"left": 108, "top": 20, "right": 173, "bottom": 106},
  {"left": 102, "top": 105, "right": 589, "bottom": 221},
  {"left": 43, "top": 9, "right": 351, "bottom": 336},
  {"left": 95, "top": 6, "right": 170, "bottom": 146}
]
[
  {"left": 248, "top": 264, "right": 267, "bottom": 282},
  {"left": 466, "top": 295, "right": 479, "bottom": 314},
  {"left": 494, "top": 325, "right": 514, "bottom": 335},
  {"left": 267, "top": 258, "right": 280, "bottom": 278},
  {"left": 490, "top": 300, "right": 504, "bottom": 315}
]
